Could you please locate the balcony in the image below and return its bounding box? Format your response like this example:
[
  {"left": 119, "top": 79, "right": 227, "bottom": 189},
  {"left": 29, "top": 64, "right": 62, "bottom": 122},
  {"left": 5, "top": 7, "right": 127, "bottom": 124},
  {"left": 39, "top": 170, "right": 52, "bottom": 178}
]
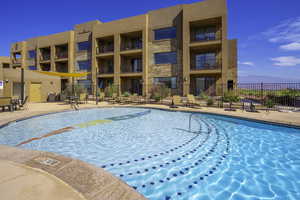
[
  {"left": 97, "top": 57, "right": 114, "bottom": 75},
  {"left": 190, "top": 32, "right": 221, "bottom": 43},
  {"left": 96, "top": 45, "right": 114, "bottom": 54},
  {"left": 96, "top": 36, "right": 114, "bottom": 55},
  {"left": 190, "top": 58, "right": 222, "bottom": 72},
  {"left": 40, "top": 47, "right": 51, "bottom": 62},
  {"left": 40, "top": 54, "right": 50, "bottom": 61},
  {"left": 55, "top": 44, "right": 68, "bottom": 60},
  {"left": 190, "top": 17, "right": 222, "bottom": 44},
  {"left": 55, "top": 61, "right": 68, "bottom": 73},
  {"left": 40, "top": 63, "right": 51, "bottom": 71},
  {"left": 99, "top": 66, "right": 114, "bottom": 74},
  {"left": 121, "top": 55, "right": 142, "bottom": 73},
  {"left": 121, "top": 31, "right": 142, "bottom": 51}
]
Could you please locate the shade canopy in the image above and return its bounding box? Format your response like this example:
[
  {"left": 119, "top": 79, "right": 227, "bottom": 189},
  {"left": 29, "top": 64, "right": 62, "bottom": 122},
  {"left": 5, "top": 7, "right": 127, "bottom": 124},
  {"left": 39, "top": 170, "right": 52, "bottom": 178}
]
[{"left": 33, "top": 71, "right": 90, "bottom": 77}]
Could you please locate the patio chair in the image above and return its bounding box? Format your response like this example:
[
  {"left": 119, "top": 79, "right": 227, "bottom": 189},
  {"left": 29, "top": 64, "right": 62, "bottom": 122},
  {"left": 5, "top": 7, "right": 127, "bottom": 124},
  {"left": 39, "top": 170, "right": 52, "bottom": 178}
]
[
  {"left": 187, "top": 94, "right": 201, "bottom": 108},
  {"left": 19, "top": 96, "right": 29, "bottom": 110},
  {"left": 244, "top": 102, "right": 259, "bottom": 113},
  {"left": 171, "top": 95, "right": 183, "bottom": 107},
  {"left": 0, "top": 97, "right": 13, "bottom": 111}
]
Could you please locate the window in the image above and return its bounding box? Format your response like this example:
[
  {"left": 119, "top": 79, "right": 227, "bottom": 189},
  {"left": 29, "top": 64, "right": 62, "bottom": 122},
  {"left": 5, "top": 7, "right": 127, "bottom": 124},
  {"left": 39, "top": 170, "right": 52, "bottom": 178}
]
[
  {"left": 194, "top": 26, "right": 216, "bottom": 41},
  {"left": 153, "top": 77, "right": 177, "bottom": 89},
  {"left": 154, "top": 27, "right": 176, "bottom": 40},
  {"left": 28, "top": 50, "right": 36, "bottom": 59},
  {"left": 77, "top": 79, "right": 92, "bottom": 93},
  {"left": 77, "top": 60, "right": 91, "bottom": 71},
  {"left": 2, "top": 63, "right": 10, "bottom": 68},
  {"left": 77, "top": 41, "right": 91, "bottom": 51},
  {"left": 28, "top": 66, "right": 37, "bottom": 70},
  {"left": 154, "top": 52, "right": 177, "bottom": 64},
  {"left": 13, "top": 82, "right": 23, "bottom": 97},
  {"left": 195, "top": 53, "right": 216, "bottom": 69},
  {"left": 131, "top": 58, "right": 142, "bottom": 72}
]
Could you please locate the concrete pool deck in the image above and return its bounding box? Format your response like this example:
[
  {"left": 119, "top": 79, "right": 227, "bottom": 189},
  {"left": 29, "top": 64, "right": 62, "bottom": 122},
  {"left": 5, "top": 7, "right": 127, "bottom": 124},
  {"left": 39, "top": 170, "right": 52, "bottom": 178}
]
[{"left": 0, "top": 102, "right": 299, "bottom": 200}]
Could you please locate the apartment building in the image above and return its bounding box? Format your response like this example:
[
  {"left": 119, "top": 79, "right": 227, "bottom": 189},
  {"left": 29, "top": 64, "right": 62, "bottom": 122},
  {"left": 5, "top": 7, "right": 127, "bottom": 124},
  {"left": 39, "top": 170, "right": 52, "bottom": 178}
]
[{"left": 9, "top": 0, "right": 237, "bottom": 100}]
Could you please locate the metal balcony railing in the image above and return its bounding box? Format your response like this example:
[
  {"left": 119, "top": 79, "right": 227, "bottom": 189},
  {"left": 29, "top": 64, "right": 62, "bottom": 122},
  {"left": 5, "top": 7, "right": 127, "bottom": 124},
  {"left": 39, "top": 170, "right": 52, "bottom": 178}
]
[
  {"left": 121, "top": 40, "right": 142, "bottom": 51},
  {"left": 190, "top": 59, "right": 222, "bottom": 71},
  {"left": 40, "top": 54, "right": 50, "bottom": 61},
  {"left": 96, "top": 46, "right": 114, "bottom": 54},
  {"left": 56, "top": 52, "right": 68, "bottom": 59},
  {"left": 190, "top": 33, "right": 221, "bottom": 43},
  {"left": 99, "top": 67, "right": 114, "bottom": 74},
  {"left": 121, "top": 64, "right": 143, "bottom": 73}
]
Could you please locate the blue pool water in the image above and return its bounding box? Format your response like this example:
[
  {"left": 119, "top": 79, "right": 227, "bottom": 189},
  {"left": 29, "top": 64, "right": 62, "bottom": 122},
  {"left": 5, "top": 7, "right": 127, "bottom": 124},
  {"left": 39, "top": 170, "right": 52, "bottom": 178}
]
[{"left": 0, "top": 107, "right": 299, "bottom": 200}]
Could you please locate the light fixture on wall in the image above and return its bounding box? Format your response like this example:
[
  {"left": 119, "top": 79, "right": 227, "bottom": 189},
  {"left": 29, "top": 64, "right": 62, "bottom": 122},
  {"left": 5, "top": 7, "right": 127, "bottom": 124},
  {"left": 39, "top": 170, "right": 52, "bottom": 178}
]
[
  {"left": 183, "top": 77, "right": 188, "bottom": 82},
  {"left": 5, "top": 79, "right": 9, "bottom": 83}
]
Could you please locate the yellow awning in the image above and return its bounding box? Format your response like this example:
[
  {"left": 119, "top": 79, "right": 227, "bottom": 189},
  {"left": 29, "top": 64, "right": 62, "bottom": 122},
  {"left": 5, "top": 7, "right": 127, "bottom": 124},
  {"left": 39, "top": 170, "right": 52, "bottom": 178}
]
[{"left": 33, "top": 71, "right": 90, "bottom": 77}]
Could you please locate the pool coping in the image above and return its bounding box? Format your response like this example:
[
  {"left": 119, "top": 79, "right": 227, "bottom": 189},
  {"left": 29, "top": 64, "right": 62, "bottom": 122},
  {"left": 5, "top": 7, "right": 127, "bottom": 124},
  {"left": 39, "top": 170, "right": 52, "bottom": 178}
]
[
  {"left": 1, "top": 104, "right": 299, "bottom": 130},
  {"left": 0, "top": 104, "right": 299, "bottom": 200}
]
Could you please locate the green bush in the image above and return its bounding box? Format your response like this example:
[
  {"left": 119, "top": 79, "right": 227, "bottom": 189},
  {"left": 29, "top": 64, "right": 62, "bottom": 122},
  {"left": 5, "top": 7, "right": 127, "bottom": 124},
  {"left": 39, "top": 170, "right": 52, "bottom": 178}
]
[
  {"left": 104, "top": 84, "right": 118, "bottom": 97},
  {"left": 207, "top": 98, "right": 214, "bottom": 106},
  {"left": 222, "top": 91, "right": 240, "bottom": 109},
  {"left": 123, "top": 91, "right": 131, "bottom": 97},
  {"left": 265, "top": 99, "right": 275, "bottom": 111},
  {"left": 150, "top": 84, "right": 170, "bottom": 101},
  {"left": 199, "top": 92, "right": 209, "bottom": 100}
]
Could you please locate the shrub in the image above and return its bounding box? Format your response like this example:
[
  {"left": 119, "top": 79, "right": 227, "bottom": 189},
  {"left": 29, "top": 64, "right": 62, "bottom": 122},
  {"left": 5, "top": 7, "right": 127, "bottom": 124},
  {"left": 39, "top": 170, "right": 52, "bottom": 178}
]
[
  {"left": 104, "top": 84, "right": 118, "bottom": 97},
  {"left": 207, "top": 98, "right": 214, "bottom": 106},
  {"left": 222, "top": 91, "right": 240, "bottom": 109},
  {"left": 265, "top": 99, "right": 275, "bottom": 112},
  {"left": 123, "top": 91, "right": 131, "bottom": 97},
  {"left": 150, "top": 84, "right": 170, "bottom": 101},
  {"left": 199, "top": 92, "right": 209, "bottom": 100}
]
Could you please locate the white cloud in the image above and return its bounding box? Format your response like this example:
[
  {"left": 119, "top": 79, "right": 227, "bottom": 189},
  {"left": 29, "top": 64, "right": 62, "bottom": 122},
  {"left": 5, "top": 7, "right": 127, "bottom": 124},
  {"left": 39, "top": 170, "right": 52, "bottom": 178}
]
[
  {"left": 263, "top": 17, "right": 300, "bottom": 43},
  {"left": 279, "top": 42, "right": 300, "bottom": 51},
  {"left": 239, "top": 61, "right": 254, "bottom": 66},
  {"left": 270, "top": 56, "right": 300, "bottom": 66}
]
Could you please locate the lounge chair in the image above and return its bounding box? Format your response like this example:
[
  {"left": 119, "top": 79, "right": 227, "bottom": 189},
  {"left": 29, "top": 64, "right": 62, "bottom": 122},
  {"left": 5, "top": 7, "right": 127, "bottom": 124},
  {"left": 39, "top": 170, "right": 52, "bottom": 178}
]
[
  {"left": 244, "top": 102, "right": 259, "bottom": 113},
  {"left": 0, "top": 97, "right": 13, "bottom": 111},
  {"left": 187, "top": 94, "right": 201, "bottom": 108}
]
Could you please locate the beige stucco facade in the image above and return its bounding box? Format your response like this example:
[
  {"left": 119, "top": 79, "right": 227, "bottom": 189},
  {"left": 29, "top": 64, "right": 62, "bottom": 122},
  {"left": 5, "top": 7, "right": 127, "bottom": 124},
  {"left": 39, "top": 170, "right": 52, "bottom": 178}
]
[{"left": 7, "top": 0, "right": 237, "bottom": 97}]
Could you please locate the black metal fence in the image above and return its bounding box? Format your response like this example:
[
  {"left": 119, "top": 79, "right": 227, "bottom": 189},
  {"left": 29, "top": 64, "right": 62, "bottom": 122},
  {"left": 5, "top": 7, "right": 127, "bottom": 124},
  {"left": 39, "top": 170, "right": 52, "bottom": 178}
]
[
  {"left": 235, "top": 83, "right": 300, "bottom": 108},
  {"left": 75, "top": 81, "right": 300, "bottom": 108}
]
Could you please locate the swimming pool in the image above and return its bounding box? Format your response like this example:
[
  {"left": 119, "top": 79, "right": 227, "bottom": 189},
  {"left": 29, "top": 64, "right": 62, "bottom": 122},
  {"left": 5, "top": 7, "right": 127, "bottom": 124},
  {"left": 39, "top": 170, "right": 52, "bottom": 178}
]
[{"left": 0, "top": 107, "right": 299, "bottom": 200}]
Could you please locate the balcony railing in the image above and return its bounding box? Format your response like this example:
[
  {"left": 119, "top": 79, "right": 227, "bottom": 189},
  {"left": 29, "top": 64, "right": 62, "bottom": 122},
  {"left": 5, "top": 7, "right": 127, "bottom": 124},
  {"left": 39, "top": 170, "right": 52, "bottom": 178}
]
[
  {"left": 56, "top": 52, "right": 68, "bottom": 59},
  {"left": 56, "top": 67, "right": 68, "bottom": 73},
  {"left": 99, "top": 67, "right": 114, "bottom": 74},
  {"left": 190, "top": 59, "right": 222, "bottom": 71},
  {"left": 40, "top": 54, "right": 50, "bottom": 61},
  {"left": 121, "top": 40, "right": 142, "bottom": 51},
  {"left": 121, "top": 64, "right": 143, "bottom": 73},
  {"left": 190, "top": 33, "right": 221, "bottom": 43},
  {"left": 96, "top": 46, "right": 114, "bottom": 54}
]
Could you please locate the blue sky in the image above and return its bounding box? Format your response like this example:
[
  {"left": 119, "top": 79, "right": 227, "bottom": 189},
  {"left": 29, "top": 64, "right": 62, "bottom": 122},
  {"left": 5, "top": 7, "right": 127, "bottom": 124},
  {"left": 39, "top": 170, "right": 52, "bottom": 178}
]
[{"left": 1, "top": 0, "right": 300, "bottom": 82}]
